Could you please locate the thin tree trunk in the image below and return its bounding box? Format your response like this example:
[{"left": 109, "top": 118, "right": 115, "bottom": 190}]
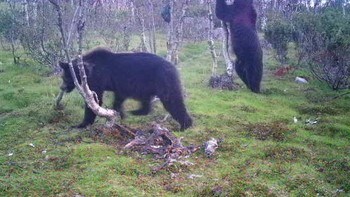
[
  {"left": 140, "top": 16, "right": 148, "bottom": 52},
  {"left": 207, "top": 1, "right": 218, "bottom": 76},
  {"left": 130, "top": 1, "right": 136, "bottom": 24},
  {"left": 8, "top": 2, "right": 18, "bottom": 64},
  {"left": 221, "top": 22, "right": 234, "bottom": 76},
  {"left": 10, "top": 34, "right": 18, "bottom": 64},
  {"left": 135, "top": 8, "right": 148, "bottom": 52},
  {"left": 167, "top": 0, "right": 190, "bottom": 65},
  {"left": 147, "top": 0, "right": 157, "bottom": 53},
  {"left": 174, "top": 0, "right": 190, "bottom": 65},
  {"left": 23, "top": 0, "right": 30, "bottom": 26},
  {"left": 67, "top": 7, "right": 80, "bottom": 47},
  {"left": 166, "top": 0, "right": 174, "bottom": 62}
]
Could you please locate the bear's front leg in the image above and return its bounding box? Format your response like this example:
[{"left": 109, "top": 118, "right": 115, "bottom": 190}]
[
  {"left": 75, "top": 104, "right": 97, "bottom": 128},
  {"left": 75, "top": 90, "right": 104, "bottom": 128}
]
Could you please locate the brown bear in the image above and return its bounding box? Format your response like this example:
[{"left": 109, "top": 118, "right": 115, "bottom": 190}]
[
  {"left": 216, "top": 0, "right": 263, "bottom": 93},
  {"left": 59, "top": 48, "right": 192, "bottom": 131}
]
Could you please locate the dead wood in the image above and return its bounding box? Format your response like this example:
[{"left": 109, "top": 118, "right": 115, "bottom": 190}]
[
  {"left": 124, "top": 124, "right": 201, "bottom": 172},
  {"left": 94, "top": 124, "right": 221, "bottom": 172}
]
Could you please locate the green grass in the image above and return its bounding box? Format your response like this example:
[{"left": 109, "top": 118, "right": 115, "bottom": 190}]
[{"left": 0, "top": 42, "right": 349, "bottom": 196}]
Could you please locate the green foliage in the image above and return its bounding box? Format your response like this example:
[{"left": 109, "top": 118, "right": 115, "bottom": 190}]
[
  {"left": 292, "top": 8, "right": 350, "bottom": 90},
  {"left": 0, "top": 10, "right": 13, "bottom": 36},
  {"left": 293, "top": 8, "right": 350, "bottom": 50},
  {"left": 264, "top": 4, "right": 350, "bottom": 90},
  {"left": 264, "top": 12, "right": 294, "bottom": 64},
  {"left": 319, "top": 9, "right": 350, "bottom": 49}
]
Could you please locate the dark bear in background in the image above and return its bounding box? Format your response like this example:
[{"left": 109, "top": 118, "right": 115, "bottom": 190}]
[
  {"left": 215, "top": 0, "right": 263, "bottom": 93},
  {"left": 59, "top": 48, "right": 192, "bottom": 131}
]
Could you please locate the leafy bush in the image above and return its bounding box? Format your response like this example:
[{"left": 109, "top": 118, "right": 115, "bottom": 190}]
[
  {"left": 0, "top": 9, "right": 18, "bottom": 40},
  {"left": 263, "top": 3, "right": 350, "bottom": 90},
  {"left": 292, "top": 8, "right": 350, "bottom": 90},
  {"left": 263, "top": 12, "right": 294, "bottom": 64},
  {"left": 0, "top": 2, "right": 63, "bottom": 66}
]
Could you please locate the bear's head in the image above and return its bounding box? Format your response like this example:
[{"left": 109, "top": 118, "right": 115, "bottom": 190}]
[{"left": 59, "top": 61, "right": 76, "bottom": 93}]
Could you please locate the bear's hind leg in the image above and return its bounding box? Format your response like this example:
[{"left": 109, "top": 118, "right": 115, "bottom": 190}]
[
  {"left": 246, "top": 60, "right": 263, "bottom": 93},
  {"left": 159, "top": 95, "right": 192, "bottom": 131},
  {"left": 235, "top": 60, "right": 250, "bottom": 89},
  {"left": 247, "top": 71, "right": 261, "bottom": 93},
  {"left": 131, "top": 98, "right": 152, "bottom": 116}
]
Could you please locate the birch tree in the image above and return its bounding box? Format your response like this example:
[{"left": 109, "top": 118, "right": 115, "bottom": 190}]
[
  {"left": 166, "top": 0, "right": 190, "bottom": 65},
  {"left": 217, "top": 0, "right": 234, "bottom": 76},
  {"left": 221, "top": 22, "right": 234, "bottom": 76},
  {"left": 147, "top": 0, "right": 157, "bottom": 53},
  {"left": 51, "top": 0, "right": 117, "bottom": 127},
  {"left": 206, "top": 0, "right": 218, "bottom": 76}
]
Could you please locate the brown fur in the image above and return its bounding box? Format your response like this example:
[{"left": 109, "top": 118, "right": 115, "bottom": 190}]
[{"left": 59, "top": 48, "right": 192, "bottom": 130}]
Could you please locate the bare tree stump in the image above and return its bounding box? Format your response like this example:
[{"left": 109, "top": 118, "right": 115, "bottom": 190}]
[{"left": 209, "top": 73, "right": 240, "bottom": 90}]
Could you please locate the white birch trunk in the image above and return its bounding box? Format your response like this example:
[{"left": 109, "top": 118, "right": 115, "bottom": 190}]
[
  {"left": 136, "top": 9, "right": 148, "bottom": 52},
  {"left": 167, "top": 0, "right": 190, "bottom": 65},
  {"left": 166, "top": 0, "right": 174, "bottom": 62},
  {"left": 23, "top": 0, "right": 30, "bottom": 26},
  {"left": 130, "top": 1, "right": 136, "bottom": 24},
  {"left": 221, "top": 22, "right": 234, "bottom": 76},
  {"left": 207, "top": 1, "right": 218, "bottom": 76},
  {"left": 140, "top": 17, "right": 148, "bottom": 52},
  {"left": 147, "top": 0, "right": 156, "bottom": 53}
]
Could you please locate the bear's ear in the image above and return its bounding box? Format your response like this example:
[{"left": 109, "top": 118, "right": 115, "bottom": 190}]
[{"left": 59, "top": 61, "right": 69, "bottom": 70}]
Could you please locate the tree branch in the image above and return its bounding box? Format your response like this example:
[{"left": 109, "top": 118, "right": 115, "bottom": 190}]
[{"left": 51, "top": 0, "right": 117, "bottom": 127}]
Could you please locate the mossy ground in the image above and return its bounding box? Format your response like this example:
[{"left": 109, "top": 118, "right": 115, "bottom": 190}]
[{"left": 0, "top": 42, "right": 349, "bottom": 196}]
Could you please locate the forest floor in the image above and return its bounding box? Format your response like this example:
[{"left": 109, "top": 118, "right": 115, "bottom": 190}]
[{"left": 0, "top": 42, "right": 349, "bottom": 196}]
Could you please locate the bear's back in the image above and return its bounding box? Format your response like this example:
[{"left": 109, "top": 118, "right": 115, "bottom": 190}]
[
  {"left": 83, "top": 49, "right": 171, "bottom": 71},
  {"left": 80, "top": 49, "right": 178, "bottom": 94}
]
